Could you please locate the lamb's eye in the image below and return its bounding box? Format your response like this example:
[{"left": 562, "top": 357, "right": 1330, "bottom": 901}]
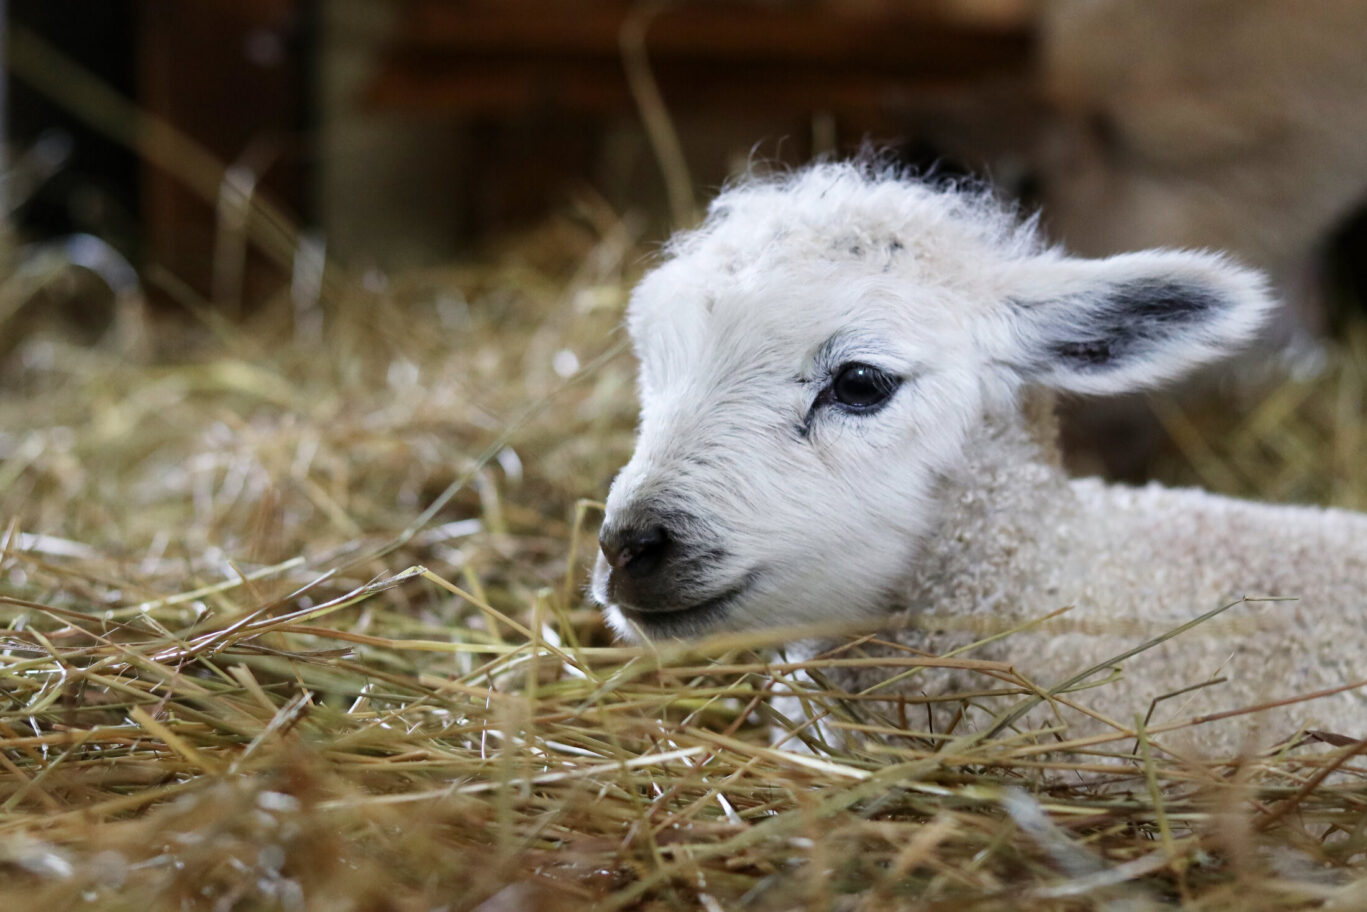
[{"left": 830, "top": 362, "right": 900, "bottom": 410}]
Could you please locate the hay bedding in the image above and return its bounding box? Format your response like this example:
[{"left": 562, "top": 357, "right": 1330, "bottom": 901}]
[{"left": 2, "top": 220, "right": 1367, "bottom": 912}]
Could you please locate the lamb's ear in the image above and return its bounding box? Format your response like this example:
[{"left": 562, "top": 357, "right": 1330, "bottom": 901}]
[{"left": 995, "top": 249, "right": 1275, "bottom": 395}]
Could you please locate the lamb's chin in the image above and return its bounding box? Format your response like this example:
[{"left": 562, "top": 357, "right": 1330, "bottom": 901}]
[
  {"left": 604, "top": 603, "right": 725, "bottom": 641},
  {"left": 605, "top": 582, "right": 752, "bottom": 641}
]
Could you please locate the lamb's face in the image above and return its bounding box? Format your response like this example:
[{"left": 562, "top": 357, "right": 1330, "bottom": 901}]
[
  {"left": 592, "top": 234, "right": 1006, "bottom": 639},
  {"left": 592, "top": 166, "right": 1272, "bottom": 641}
]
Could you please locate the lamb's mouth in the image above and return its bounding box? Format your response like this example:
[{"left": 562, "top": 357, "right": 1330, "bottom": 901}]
[{"left": 614, "top": 576, "right": 757, "bottom": 638}]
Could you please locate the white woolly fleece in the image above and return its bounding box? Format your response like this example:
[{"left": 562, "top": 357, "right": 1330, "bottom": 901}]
[
  {"left": 594, "top": 161, "right": 1363, "bottom": 758},
  {"left": 801, "top": 411, "right": 1367, "bottom": 759}
]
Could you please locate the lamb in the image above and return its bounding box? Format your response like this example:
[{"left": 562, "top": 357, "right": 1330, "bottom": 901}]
[{"left": 591, "top": 161, "right": 1367, "bottom": 759}]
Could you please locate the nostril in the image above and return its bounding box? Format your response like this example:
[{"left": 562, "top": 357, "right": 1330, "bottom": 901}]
[
  {"left": 601, "top": 524, "right": 671, "bottom": 578},
  {"left": 621, "top": 526, "right": 669, "bottom": 578}
]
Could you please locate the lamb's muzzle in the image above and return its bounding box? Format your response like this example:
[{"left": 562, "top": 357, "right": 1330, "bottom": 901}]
[
  {"left": 594, "top": 159, "right": 1367, "bottom": 754},
  {"left": 593, "top": 500, "right": 762, "bottom": 636}
]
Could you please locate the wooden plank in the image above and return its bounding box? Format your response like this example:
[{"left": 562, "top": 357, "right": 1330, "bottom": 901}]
[
  {"left": 367, "top": 0, "right": 1031, "bottom": 116},
  {"left": 367, "top": 56, "right": 1007, "bottom": 116},
  {"left": 138, "top": 0, "right": 307, "bottom": 304},
  {"left": 390, "top": 1, "right": 1030, "bottom": 66}
]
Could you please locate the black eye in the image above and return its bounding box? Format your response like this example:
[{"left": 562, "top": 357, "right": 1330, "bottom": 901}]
[{"left": 829, "top": 362, "right": 900, "bottom": 411}]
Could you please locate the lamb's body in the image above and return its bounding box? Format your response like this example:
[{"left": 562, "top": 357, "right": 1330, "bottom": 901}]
[
  {"left": 804, "top": 408, "right": 1367, "bottom": 756},
  {"left": 593, "top": 162, "right": 1367, "bottom": 759}
]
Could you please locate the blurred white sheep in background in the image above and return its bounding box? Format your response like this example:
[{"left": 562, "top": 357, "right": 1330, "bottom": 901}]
[{"left": 1040, "top": 0, "right": 1367, "bottom": 348}]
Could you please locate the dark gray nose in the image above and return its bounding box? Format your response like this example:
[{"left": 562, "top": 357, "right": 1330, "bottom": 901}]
[{"left": 599, "top": 524, "right": 672, "bottom": 580}]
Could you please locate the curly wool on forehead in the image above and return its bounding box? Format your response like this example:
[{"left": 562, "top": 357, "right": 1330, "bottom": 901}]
[{"left": 665, "top": 161, "right": 1045, "bottom": 272}]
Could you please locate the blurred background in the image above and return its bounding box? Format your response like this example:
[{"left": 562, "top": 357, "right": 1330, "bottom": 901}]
[
  {"left": 4, "top": 0, "right": 1367, "bottom": 493},
  {"left": 10, "top": 1, "right": 1367, "bottom": 322}
]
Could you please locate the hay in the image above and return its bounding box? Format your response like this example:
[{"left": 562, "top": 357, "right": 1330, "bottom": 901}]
[
  {"left": 4, "top": 21, "right": 1365, "bottom": 909},
  {"left": 2, "top": 48, "right": 1367, "bottom": 896},
  {"left": 3, "top": 216, "right": 1367, "bottom": 910}
]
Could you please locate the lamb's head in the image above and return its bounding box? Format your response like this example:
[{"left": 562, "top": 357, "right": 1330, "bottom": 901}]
[{"left": 593, "top": 163, "right": 1273, "bottom": 641}]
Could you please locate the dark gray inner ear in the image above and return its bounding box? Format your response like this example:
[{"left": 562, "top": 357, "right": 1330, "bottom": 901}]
[{"left": 1017, "top": 279, "right": 1223, "bottom": 372}]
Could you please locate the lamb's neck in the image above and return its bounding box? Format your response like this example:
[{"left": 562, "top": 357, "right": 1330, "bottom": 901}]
[{"left": 903, "top": 406, "right": 1088, "bottom": 623}]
